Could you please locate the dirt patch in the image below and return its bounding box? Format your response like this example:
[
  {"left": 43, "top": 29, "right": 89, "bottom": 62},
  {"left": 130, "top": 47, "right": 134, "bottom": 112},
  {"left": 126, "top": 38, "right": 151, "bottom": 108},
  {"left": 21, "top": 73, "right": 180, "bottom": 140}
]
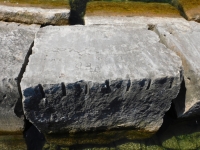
[
  {"left": 0, "top": 0, "right": 70, "bottom": 8},
  {"left": 86, "top": 1, "right": 181, "bottom": 17}
]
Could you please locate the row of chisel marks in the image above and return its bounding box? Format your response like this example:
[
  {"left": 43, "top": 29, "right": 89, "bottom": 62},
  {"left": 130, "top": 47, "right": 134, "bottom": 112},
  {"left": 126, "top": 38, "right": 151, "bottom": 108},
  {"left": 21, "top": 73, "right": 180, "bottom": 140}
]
[{"left": 36, "top": 77, "right": 174, "bottom": 99}]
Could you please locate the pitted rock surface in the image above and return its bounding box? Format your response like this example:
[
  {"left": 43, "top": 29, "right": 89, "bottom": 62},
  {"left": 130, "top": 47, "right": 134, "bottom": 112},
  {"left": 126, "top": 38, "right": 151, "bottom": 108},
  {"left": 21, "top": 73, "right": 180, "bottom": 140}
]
[
  {"left": 0, "top": 21, "right": 40, "bottom": 132},
  {"left": 21, "top": 25, "right": 183, "bottom": 133}
]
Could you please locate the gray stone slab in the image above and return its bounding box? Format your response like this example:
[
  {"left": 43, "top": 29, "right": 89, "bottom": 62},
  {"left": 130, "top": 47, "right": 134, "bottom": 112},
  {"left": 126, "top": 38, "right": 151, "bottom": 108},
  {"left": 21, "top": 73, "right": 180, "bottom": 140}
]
[
  {"left": 21, "top": 25, "right": 182, "bottom": 133},
  {"left": 155, "top": 20, "right": 200, "bottom": 117},
  {"left": 0, "top": 21, "right": 40, "bottom": 132},
  {"left": 0, "top": 5, "right": 70, "bottom": 25}
]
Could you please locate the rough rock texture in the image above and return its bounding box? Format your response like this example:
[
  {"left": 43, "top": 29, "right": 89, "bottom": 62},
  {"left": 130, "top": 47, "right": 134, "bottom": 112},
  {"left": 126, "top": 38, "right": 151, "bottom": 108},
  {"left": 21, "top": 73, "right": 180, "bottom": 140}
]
[
  {"left": 0, "top": 21, "right": 40, "bottom": 132},
  {"left": 0, "top": 5, "right": 70, "bottom": 25},
  {"left": 21, "top": 25, "right": 182, "bottom": 133},
  {"left": 154, "top": 20, "right": 200, "bottom": 117}
]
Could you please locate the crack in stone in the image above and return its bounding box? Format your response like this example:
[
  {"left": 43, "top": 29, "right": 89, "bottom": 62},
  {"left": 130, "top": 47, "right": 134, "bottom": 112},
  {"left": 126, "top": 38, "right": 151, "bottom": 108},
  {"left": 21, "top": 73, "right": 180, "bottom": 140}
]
[
  {"left": 38, "top": 84, "right": 46, "bottom": 99},
  {"left": 146, "top": 79, "right": 151, "bottom": 90},
  {"left": 14, "top": 41, "right": 34, "bottom": 118},
  {"left": 126, "top": 79, "right": 131, "bottom": 92}
]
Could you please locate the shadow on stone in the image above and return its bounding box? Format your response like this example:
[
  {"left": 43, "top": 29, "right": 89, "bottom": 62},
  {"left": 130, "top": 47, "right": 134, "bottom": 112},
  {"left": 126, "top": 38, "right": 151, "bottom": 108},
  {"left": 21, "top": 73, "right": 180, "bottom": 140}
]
[
  {"left": 23, "top": 117, "right": 46, "bottom": 150},
  {"left": 172, "top": 78, "right": 186, "bottom": 117},
  {"left": 170, "top": 0, "right": 188, "bottom": 20},
  {"left": 148, "top": 78, "right": 200, "bottom": 147},
  {"left": 156, "top": 101, "right": 177, "bottom": 138},
  {"left": 69, "top": 0, "right": 89, "bottom": 25}
]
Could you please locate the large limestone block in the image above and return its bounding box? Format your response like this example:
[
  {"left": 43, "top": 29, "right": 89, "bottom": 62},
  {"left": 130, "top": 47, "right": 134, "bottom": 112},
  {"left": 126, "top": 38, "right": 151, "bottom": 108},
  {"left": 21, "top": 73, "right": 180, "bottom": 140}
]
[
  {"left": 0, "top": 5, "right": 70, "bottom": 25},
  {"left": 155, "top": 20, "right": 200, "bottom": 117},
  {"left": 0, "top": 21, "right": 40, "bottom": 133},
  {"left": 21, "top": 25, "right": 182, "bottom": 133}
]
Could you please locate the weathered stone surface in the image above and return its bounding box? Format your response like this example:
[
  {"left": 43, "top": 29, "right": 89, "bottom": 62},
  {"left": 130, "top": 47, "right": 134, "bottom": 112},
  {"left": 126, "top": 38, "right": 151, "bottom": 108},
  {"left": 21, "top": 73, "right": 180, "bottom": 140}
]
[
  {"left": 155, "top": 20, "right": 200, "bottom": 117},
  {"left": 0, "top": 5, "right": 70, "bottom": 25},
  {"left": 0, "top": 21, "right": 40, "bottom": 132},
  {"left": 21, "top": 25, "right": 182, "bottom": 133},
  {"left": 85, "top": 16, "right": 185, "bottom": 27}
]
